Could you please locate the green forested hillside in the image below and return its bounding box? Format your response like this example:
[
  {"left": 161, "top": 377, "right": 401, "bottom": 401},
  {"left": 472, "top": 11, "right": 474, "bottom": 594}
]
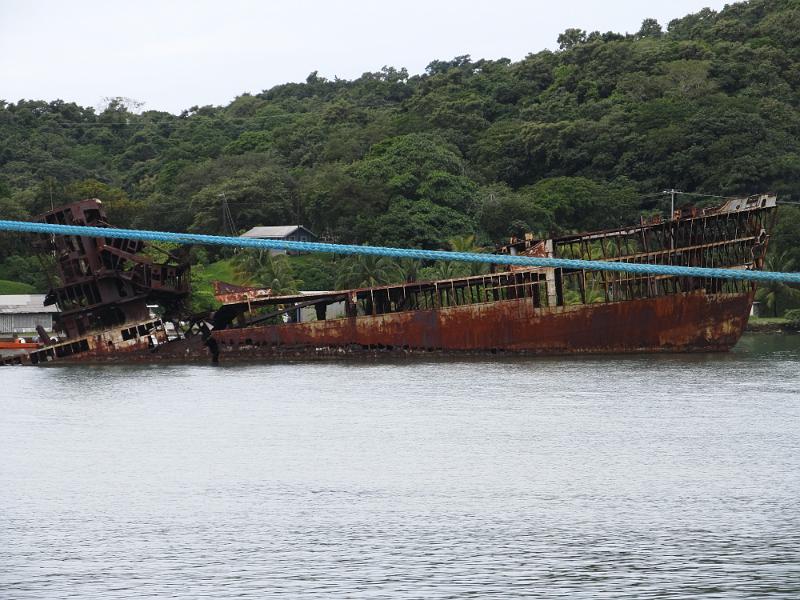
[{"left": 1, "top": 0, "right": 800, "bottom": 308}]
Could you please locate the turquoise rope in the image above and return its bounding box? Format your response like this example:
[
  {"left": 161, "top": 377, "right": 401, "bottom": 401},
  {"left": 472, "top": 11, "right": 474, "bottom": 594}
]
[{"left": 1, "top": 219, "right": 799, "bottom": 284}]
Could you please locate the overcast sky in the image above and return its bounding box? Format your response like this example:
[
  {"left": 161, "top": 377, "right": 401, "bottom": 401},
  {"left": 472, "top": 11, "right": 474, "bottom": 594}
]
[{"left": 1, "top": 0, "right": 729, "bottom": 115}]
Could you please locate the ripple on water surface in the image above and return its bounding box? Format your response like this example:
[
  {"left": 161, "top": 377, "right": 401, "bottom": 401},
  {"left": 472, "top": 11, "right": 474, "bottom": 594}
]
[{"left": 1, "top": 333, "right": 799, "bottom": 598}]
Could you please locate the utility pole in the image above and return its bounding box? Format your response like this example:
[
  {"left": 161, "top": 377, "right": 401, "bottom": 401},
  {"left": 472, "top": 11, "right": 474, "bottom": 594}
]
[
  {"left": 662, "top": 189, "right": 679, "bottom": 251},
  {"left": 219, "top": 193, "right": 237, "bottom": 237},
  {"left": 220, "top": 193, "right": 226, "bottom": 235},
  {"left": 662, "top": 189, "right": 679, "bottom": 219}
]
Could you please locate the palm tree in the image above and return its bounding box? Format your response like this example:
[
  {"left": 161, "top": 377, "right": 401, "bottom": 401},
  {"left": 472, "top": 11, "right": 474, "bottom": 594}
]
[
  {"left": 756, "top": 250, "right": 800, "bottom": 317},
  {"left": 429, "top": 260, "right": 466, "bottom": 280},
  {"left": 335, "top": 254, "right": 394, "bottom": 289},
  {"left": 447, "top": 234, "right": 488, "bottom": 276},
  {"left": 233, "top": 250, "right": 262, "bottom": 284},
  {"left": 392, "top": 258, "right": 422, "bottom": 283},
  {"left": 234, "top": 250, "right": 301, "bottom": 295}
]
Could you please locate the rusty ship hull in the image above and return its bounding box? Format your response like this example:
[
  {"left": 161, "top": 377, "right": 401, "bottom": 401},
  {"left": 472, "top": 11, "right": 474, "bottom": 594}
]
[
  {"left": 3, "top": 292, "right": 753, "bottom": 365},
  {"left": 5, "top": 290, "right": 753, "bottom": 365},
  {"left": 1, "top": 193, "right": 776, "bottom": 365},
  {"left": 194, "top": 193, "right": 773, "bottom": 362},
  {"left": 208, "top": 291, "right": 753, "bottom": 359}
]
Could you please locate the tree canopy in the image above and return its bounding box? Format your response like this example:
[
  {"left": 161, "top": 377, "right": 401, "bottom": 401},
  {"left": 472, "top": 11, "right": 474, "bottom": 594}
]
[{"left": 1, "top": 0, "right": 799, "bottom": 307}]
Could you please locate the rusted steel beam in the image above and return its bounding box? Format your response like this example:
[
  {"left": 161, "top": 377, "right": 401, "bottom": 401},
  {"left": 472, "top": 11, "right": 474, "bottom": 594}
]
[
  {"left": 31, "top": 199, "right": 188, "bottom": 340},
  {"left": 0, "top": 193, "right": 777, "bottom": 366},
  {"left": 212, "top": 281, "right": 273, "bottom": 304},
  {"left": 244, "top": 295, "right": 347, "bottom": 327}
]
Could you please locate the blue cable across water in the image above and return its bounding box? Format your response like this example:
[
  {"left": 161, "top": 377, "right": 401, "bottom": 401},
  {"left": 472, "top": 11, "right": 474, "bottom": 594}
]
[{"left": 1, "top": 219, "right": 800, "bottom": 285}]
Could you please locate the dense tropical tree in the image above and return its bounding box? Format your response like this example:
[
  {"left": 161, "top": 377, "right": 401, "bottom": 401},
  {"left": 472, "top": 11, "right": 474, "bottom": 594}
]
[
  {"left": 334, "top": 254, "right": 394, "bottom": 289},
  {"left": 1, "top": 0, "right": 799, "bottom": 315},
  {"left": 234, "top": 251, "right": 301, "bottom": 295},
  {"left": 755, "top": 250, "right": 800, "bottom": 317},
  {"left": 391, "top": 258, "right": 423, "bottom": 284},
  {"left": 447, "top": 234, "right": 488, "bottom": 276}
]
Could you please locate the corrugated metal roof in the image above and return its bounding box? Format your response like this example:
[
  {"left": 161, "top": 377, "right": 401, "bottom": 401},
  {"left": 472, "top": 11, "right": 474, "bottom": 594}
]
[
  {"left": 0, "top": 294, "right": 59, "bottom": 314},
  {"left": 240, "top": 225, "right": 316, "bottom": 239}
]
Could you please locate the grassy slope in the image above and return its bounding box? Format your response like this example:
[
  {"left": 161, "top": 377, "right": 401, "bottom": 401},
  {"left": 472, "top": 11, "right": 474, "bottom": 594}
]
[
  {"left": 189, "top": 254, "right": 336, "bottom": 311},
  {"left": 0, "top": 279, "right": 36, "bottom": 294},
  {"left": 189, "top": 258, "right": 251, "bottom": 312},
  {"left": 200, "top": 259, "right": 245, "bottom": 285}
]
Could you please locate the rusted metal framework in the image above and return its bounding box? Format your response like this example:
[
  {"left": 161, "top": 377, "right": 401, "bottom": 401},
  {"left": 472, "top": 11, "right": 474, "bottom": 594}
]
[
  {"left": 213, "top": 195, "right": 774, "bottom": 324},
  {"left": 189, "top": 194, "right": 775, "bottom": 361},
  {"left": 1, "top": 194, "right": 778, "bottom": 365},
  {"left": 36, "top": 199, "right": 189, "bottom": 338},
  {"left": 501, "top": 194, "right": 775, "bottom": 305}
]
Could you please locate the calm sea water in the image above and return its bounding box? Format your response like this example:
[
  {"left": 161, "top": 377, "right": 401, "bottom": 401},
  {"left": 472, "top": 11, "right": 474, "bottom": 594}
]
[{"left": 2, "top": 333, "right": 799, "bottom": 599}]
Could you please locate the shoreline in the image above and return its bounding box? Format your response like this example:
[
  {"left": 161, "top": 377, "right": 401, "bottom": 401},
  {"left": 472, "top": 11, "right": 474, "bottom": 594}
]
[{"left": 746, "top": 318, "right": 799, "bottom": 334}]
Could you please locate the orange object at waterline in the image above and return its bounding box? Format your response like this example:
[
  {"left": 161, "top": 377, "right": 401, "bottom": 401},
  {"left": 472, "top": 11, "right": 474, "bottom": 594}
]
[{"left": 0, "top": 341, "right": 42, "bottom": 350}]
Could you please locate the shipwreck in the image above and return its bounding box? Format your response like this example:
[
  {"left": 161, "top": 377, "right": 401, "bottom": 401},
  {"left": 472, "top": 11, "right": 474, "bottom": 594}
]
[{"left": 1, "top": 193, "right": 777, "bottom": 365}]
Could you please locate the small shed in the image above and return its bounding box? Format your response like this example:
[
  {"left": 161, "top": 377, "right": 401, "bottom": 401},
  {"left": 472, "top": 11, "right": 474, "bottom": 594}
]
[
  {"left": 240, "top": 225, "right": 318, "bottom": 255},
  {"left": 0, "top": 294, "right": 59, "bottom": 336}
]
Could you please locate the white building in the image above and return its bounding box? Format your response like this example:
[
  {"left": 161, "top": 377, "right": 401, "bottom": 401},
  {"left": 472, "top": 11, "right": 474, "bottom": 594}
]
[
  {"left": 240, "top": 225, "right": 318, "bottom": 255},
  {"left": 0, "top": 295, "right": 59, "bottom": 337}
]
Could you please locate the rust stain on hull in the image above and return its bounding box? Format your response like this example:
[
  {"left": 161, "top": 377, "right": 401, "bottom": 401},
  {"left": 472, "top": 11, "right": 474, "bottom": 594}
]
[
  {"left": 5, "top": 292, "right": 753, "bottom": 365},
  {"left": 210, "top": 291, "right": 753, "bottom": 360},
  {"left": 2, "top": 193, "right": 773, "bottom": 366}
]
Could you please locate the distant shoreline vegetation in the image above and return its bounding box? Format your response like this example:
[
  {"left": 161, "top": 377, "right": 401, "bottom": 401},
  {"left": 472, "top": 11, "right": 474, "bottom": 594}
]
[{"left": 1, "top": 0, "right": 799, "bottom": 315}]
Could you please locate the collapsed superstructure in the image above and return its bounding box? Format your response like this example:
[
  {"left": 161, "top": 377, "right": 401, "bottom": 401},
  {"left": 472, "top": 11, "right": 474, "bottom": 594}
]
[
  {"left": 9, "top": 199, "right": 189, "bottom": 362},
  {"left": 1, "top": 193, "right": 777, "bottom": 365}
]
